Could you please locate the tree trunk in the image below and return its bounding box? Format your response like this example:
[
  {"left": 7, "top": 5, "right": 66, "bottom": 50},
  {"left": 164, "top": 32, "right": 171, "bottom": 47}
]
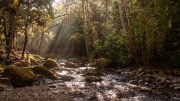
[
  {"left": 118, "top": 0, "right": 137, "bottom": 63},
  {"left": 21, "top": 0, "right": 30, "bottom": 59},
  {"left": 21, "top": 23, "right": 28, "bottom": 59},
  {"left": 6, "top": 14, "right": 16, "bottom": 59},
  {"left": 82, "top": 0, "right": 90, "bottom": 58},
  {"left": 142, "top": 31, "right": 146, "bottom": 64},
  {"left": 38, "top": 26, "right": 45, "bottom": 54}
]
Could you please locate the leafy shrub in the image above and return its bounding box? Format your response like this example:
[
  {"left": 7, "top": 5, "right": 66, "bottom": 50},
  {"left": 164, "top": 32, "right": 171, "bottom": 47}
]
[
  {"left": 167, "top": 50, "right": 180, "bottom": 68},
  {"left": 90, "top": 58, "right": 112, "bottom": 68},
  {"left": 96, "top": 58, "right": 112, "bottom": 68},
  {"left": 94, "top": 34, "right": 130, "bottom": 65}
]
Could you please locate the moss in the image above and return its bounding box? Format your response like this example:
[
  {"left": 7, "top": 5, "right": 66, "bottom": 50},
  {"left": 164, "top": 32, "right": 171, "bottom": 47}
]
[
  {"left": 173, "top": 69, "right": 180, "bottom": 77},
  {"left": 43, "top": 58, "right": 61, "bottom": 69},
  {"left": 0, "top": 63, "right": 6, "bottom": 69},
  {"left": 4, "top": 66, "right": 35, "bottom": 87},
  {"left": 32, "top": 66, "right": 58, "bottom": 80},
  {"left": 24, "top": 53, "right": 35, "bottom": 64},
  {"left": 138, "top": 67, "right": 144, "bottom": 72}
]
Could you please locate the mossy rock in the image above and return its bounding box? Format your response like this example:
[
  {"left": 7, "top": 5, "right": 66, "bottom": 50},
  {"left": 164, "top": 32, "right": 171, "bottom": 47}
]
[
  {"left": 173, "top": 69, "right": 180, "bottom": 77},
  {"left": 32, "top": 66, "right": 58, "bottom": 80},
  {"left": 138, "top": 67, "right": 144, "bottom": 72},
  {"left": 85, "top": 76, "right": 102, "bottom": 82},
  {"left": 3, "top": 66, "right": 35, "bottom": 87},
  {"left": 43, "top": 58, "right": 61, "bottom": 70}
]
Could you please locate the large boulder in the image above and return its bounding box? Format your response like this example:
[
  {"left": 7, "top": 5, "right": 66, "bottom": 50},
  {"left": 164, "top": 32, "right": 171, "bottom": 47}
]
[
  {"left": 3, "top": 66, "right": 35, "bottom": 87},
  {"left": 43, "top": 58, "right": 61, "bottom": 70},
  {"left": 32, "top": 66, "right": 58, "bottom": 80}
]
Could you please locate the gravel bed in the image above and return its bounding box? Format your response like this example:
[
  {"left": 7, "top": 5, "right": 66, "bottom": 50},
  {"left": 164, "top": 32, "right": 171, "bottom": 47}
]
[{"left": 0, "top": 86, "right": 73, "bottom": 101}]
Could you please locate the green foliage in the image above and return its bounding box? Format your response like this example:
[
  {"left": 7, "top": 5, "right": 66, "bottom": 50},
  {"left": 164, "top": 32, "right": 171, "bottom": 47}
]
[
  {"left": 167, "top": 50, "right": 180, "bottom": 68},
  {"left": 173, "top": 69, "right": 180, "bottom": 77},
  {"left": 4, "top": 66, "right": 35, "bottom": 87},
  {"left": 94, "top": 33, "right": 130, "bottom": 65},
  {"left": 24, "top": 53, "right": 35, "bottom": 64},
  {"left": 90, "top": 58, "right": 112, "bottom": 68},
  {"left": 32, "top": 65, "right": 58, "bottom": 80},
  {"left": 43, "top": 58, "right": 61, "bottom": 69},
  {"left": 96, "top": 58, "right": 112, "bottom": 68}
]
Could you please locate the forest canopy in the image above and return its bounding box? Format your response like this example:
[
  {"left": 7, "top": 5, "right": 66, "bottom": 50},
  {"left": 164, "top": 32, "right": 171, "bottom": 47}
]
[{"left": 0, "top": 0, "right": 180, "bottom": 68}]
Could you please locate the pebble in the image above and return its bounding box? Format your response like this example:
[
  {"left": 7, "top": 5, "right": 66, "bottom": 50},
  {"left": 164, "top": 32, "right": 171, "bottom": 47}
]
[{"left": 32, "top": 93, "right": 39, "bottom": 97}]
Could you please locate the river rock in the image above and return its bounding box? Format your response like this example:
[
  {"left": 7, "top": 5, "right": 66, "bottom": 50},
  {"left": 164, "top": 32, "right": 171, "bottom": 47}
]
[
  {"left": 174, "top": 86, "right": 180, "bottom": 90},
  {"left": 0, "top": 77, "right": 12, "bottom": 86},
  {"left": 32, "top": 93, "right": 39, "bottom": 98},
  {"left": 43, "top": 58, "right": 62, "bottom": 70},
  {"left": 0, "top": 68, "right": 4, "bottom": 74},
  {"left": 4, "top": 66, "right": 35, "bottom": 87},
  {"left": 172, "top": 78, "right": 180, "bottom": 83},
  {"left": 129, "top": 80, "right": 139, "bottom": 85},
  {"left": 44, "top": 79, "right": 53, "bottom": 84},
  {"left": 64, "top": 62, "right": 79, "bottom": 68},
  {"left": 32, "top": 66, "right": 58, "bottom": 80},
  {"left": 67, "top": 58, "right": 81, "bottom": 63},
  {"left": 118, "top": 78, "right": 127, "bottom": 82},
  {"left": 60, "top": 75, "right": 75, "bottom": 81},
  {"left": 85, "top": 76, "right": 102, "bottom": 82},
  {"left": 133, "top": 88, "right": 152, "bottom": 92},
  {"left": 53, "top": 80, "right": 64, "bottom": 83}
]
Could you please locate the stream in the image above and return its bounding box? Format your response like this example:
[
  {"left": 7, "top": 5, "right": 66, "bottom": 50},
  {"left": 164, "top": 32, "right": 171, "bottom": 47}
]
[{"left": 47, "top": 59, "right": 179, "bottom": 101}]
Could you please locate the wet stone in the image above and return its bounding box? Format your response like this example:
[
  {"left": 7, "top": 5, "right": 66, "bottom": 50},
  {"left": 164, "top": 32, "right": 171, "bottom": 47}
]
[
  {"left": 32, "top": 93, "right": 39, "bottom": 98},
  {"left": 53, "top": 80, "right": 64, "bottom": 83},
  {"left": 0, "top": 78, "right": 12, "bottom": 86},
  {"left": 44, "top": 79, "right": 53, "bottom": 84},
  {"left": 129, "top": 80, "right": 139, "bottom": 85}
]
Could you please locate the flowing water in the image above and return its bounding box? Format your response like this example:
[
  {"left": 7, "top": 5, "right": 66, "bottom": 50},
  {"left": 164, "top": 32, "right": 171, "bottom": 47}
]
[{"left": 54, "top": 59, "right": 179, "bottom": 101}]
